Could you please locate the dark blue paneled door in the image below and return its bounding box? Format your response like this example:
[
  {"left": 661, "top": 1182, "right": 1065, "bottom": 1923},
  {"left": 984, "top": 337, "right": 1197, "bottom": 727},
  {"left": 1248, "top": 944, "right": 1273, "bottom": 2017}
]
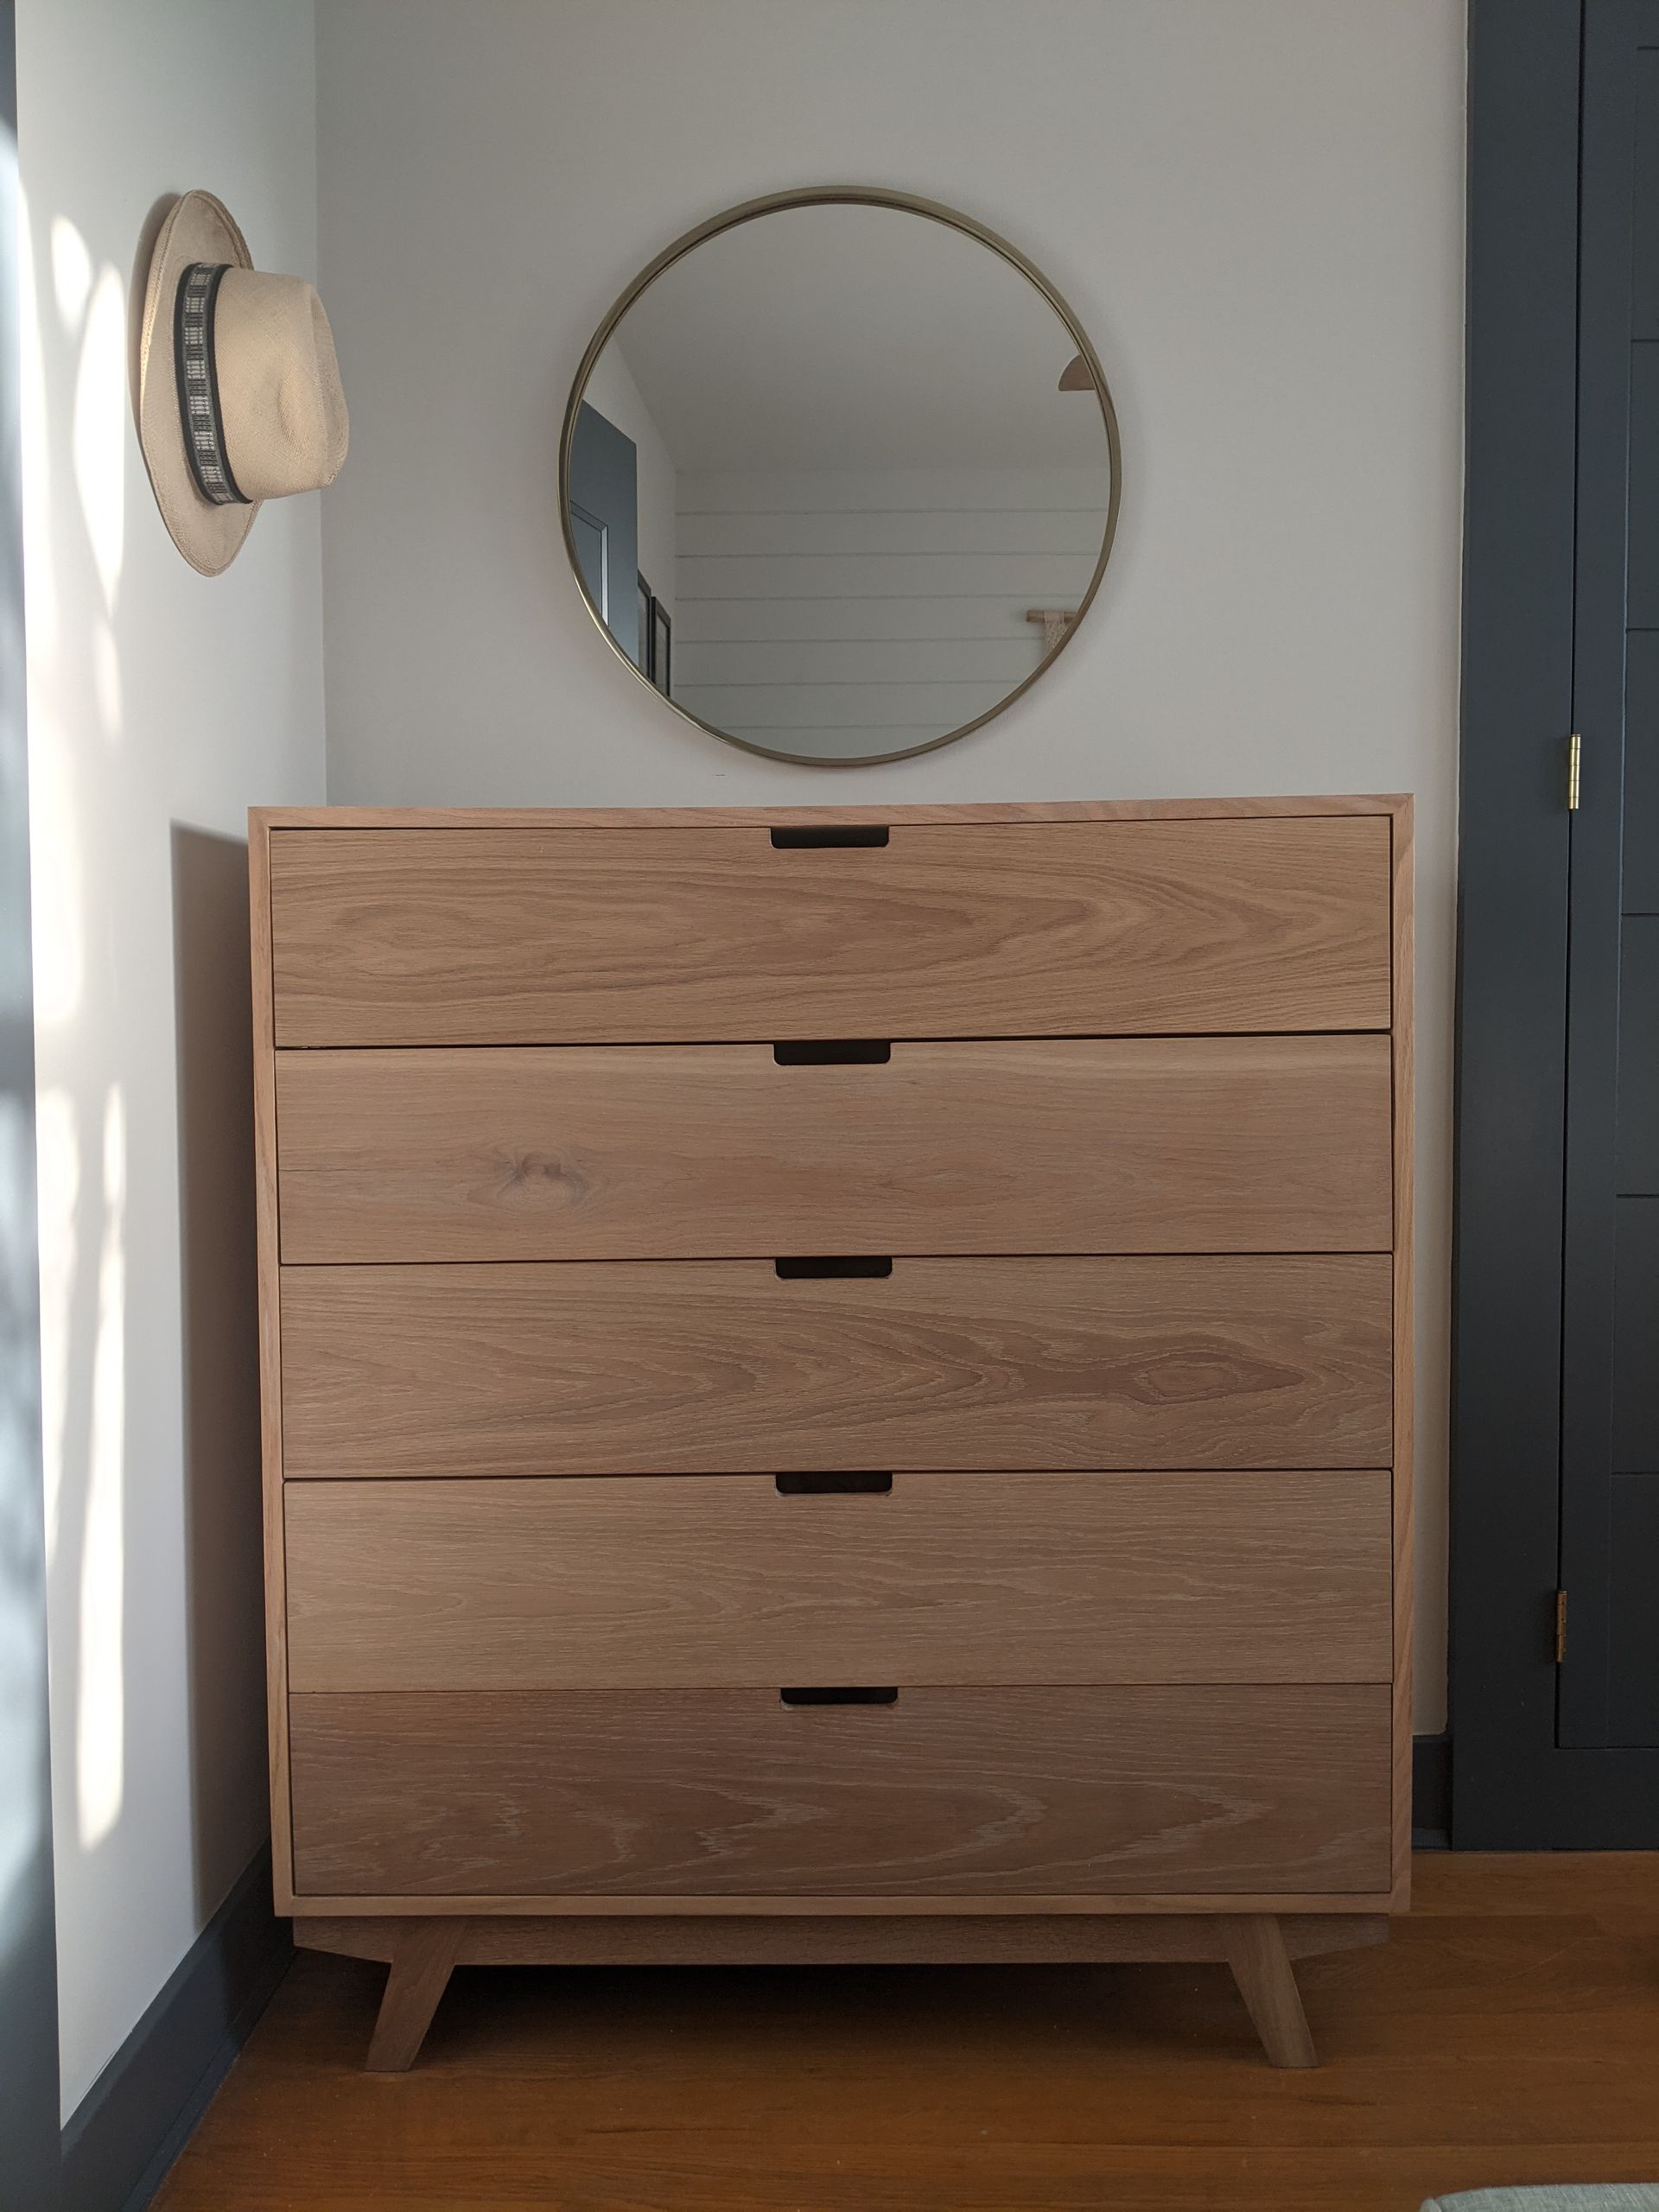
[
  {"left": 568, "top": 402, "right": 640, "bottom": 669},
  {"left": 1559, "top": 0, "right": 1659, "bottom": 1757}
]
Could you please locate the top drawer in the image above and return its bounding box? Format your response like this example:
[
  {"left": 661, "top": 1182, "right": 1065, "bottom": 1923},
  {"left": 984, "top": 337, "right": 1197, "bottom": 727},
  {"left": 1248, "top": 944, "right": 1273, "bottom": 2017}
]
[{"left": 266, "top": 817, "right": 1393, "bottom": 1046}]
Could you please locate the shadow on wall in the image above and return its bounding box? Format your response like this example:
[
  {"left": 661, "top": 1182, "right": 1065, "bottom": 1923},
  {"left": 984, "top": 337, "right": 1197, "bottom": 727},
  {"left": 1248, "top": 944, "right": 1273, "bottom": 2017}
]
[
  {"left": 125, "top": 194, "right": 174, "bottom": 428},
  {"left": 171, "top": 824, "right": 266, "bottom": 1915}
]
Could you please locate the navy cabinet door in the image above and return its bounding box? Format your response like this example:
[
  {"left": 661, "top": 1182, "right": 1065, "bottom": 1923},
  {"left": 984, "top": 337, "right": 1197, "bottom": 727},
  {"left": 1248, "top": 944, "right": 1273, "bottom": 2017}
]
[
  {"left": 1559, "top": 0, "right": 1659, "bottom": 1752},
  {"left": 568, "top": 402, "right": 640, "bottom": 667}
]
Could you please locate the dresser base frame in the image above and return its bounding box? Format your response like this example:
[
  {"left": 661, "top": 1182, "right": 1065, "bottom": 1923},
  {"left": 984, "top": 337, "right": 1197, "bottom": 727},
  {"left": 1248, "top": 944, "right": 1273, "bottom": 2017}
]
[{"left": 296, "top": 1910, "right": 1389, "bottom": 2073}]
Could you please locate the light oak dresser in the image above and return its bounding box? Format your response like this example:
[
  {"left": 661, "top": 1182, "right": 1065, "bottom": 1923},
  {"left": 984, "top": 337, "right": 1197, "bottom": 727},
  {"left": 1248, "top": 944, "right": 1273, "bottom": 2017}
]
[{"left": 250, "top": 796, "right": 1413, "bottom": 2071}]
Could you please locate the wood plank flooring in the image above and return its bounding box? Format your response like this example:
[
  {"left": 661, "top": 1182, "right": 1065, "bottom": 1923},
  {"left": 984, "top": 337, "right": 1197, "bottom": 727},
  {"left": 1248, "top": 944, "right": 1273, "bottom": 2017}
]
[{"left": 153, "top": 1853, "right": 1659, "bottom": 2212}]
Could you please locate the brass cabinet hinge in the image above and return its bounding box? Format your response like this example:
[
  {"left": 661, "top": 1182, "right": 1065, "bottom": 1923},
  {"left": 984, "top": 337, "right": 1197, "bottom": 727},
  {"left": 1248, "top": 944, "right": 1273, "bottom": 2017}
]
[
  {"left": 1567, "top": 732, "right": 1582, "bottom": 811},
  {"left": 1554, "top": 1588, "right": 1568, "bottom": 1663}
]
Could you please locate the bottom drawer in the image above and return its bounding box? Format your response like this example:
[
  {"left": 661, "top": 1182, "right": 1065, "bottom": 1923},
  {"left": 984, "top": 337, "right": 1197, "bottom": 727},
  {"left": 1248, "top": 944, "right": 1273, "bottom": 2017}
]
[{"left": 288, "top": 1685, "right": 1391, "bottom": 1900}]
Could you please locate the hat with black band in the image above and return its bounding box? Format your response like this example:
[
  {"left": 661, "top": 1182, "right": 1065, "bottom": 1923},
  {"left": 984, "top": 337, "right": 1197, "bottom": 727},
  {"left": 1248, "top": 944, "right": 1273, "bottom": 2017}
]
[{"left": 138, "top": 190, "right": 348, "bottom": 575}]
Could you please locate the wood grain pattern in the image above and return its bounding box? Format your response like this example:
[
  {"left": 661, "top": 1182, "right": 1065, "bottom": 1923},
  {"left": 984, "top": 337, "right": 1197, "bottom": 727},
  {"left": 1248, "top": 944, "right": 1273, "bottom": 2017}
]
[
  {"left": 364, "top": 1919, "right": 465, "bottom": 2073},
  {"left": 1389, "top": 798, "right": 1415, "bottom": 1909},
  {"left": 248, "top": 816, "right": 295, "bottom": 1908},
  {"left": 1388, "top": 1847, "right": 1659, "bottom": 1918},
  {"left": 294, "top": 1910, "right": 1390, "bottom": 1967},
  {"left": 249, "top": 797, "right": 1413, "bottom": 1993},
  {"left": 287, "top": 1685, "right": 1392, "bottom": 1899},
  {"left": 149, "top": 1853, "right": 1659, "bottom": 2212},
  {"left": 1220, "top": 1915, "right": 1319, "bottom": 2068},
  {"left": 277, "top": 1254, "right": 1395, "bottom": 1478},
  {"left": 266, "top": 816, "right": 1392, "bottom": 1046},
  {"left": 274, "top": 1036, "right": 1394, "bottom": 1263},
  {"left": 283, "top": 1471, "right": 1394, "bottom": 1691}
]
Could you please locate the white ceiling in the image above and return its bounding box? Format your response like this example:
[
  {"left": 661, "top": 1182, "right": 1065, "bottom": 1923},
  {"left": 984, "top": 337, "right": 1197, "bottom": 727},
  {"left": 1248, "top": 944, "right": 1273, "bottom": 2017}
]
[{"left": 607, "top": 200, "right": 1113, "bottom": 473}]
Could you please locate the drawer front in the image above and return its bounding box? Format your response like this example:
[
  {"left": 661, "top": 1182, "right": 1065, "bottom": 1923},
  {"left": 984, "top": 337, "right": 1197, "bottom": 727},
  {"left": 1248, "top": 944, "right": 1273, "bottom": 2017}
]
[
  {"left": 284, "top": 1471, "right": 1394, "bottom": 1691},
  {"left": 287, "top": 1684, "right": 1393, "bottom": 1897},
  {"left": 267, "top": 817, "right": 1392, "bottom": 1045},
  {"left": 278, "top": 1255, "right": 1393, "bottom": 1478},
  {"left": 275, "top": 1036, "right": 1394, "bottom": 1262}
]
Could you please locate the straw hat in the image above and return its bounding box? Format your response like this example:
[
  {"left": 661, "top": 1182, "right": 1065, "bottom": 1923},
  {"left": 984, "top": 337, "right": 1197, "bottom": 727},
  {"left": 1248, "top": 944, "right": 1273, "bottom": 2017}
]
[{"left": 137, "top": 191, "right": 348, "bottom": 575}]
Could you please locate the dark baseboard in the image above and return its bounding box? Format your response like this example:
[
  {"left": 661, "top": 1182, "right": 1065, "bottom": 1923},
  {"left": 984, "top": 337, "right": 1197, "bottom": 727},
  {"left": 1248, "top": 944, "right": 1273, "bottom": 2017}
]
[
  {"left": 1412, "top": 1729, "right": 1452, "bottom": 1849},
  {"left": 60, "top": 1844, "right": 291, "bottom": 2212}
]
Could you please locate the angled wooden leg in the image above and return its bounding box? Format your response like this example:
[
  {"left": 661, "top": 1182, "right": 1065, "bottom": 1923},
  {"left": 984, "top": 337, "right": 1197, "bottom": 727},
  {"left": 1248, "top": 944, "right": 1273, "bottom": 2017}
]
[
  {"left": 1219, "top": 1915, "right": 1319, "bottom": 2069},
  {"left": 365, "top": 1918, "right": 467, "bottom": 2072}
]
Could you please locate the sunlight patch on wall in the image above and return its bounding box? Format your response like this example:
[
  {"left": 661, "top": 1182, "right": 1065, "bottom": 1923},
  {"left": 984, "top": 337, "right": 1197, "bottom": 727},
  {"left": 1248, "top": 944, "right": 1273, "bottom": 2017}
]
[
  {"left": 48, "top": 213, "right": 92, "bottom": 333},
  {"left": 27, "top": 724, "right": 83, "bottom": 1030},
  {"left": 92, "top": 623, "right": 121, "bottom": 739},
  {"left": 71, "top": 265, "right": 125, "bottom": 620},
  {"left": 33, "top": 1085, "right": 77, "bottom": 1565},
  {"left": 24, "top": 180, "right": 142, "bottom": 1878},
  {"left": 76, "top": 1084, "right": 125, "bottom": 1852}
]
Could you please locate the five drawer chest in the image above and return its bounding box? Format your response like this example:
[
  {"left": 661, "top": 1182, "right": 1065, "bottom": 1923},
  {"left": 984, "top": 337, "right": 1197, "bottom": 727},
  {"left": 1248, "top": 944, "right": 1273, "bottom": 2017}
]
[{"left": 251, "top": 796, "right": 1414, "bottom": 2069}]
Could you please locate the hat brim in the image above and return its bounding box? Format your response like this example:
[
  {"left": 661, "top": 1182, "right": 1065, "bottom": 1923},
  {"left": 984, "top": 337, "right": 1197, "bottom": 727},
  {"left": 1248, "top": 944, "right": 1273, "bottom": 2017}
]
[{"left": 137, "top": 192, "right": 261, "bottom": 576}]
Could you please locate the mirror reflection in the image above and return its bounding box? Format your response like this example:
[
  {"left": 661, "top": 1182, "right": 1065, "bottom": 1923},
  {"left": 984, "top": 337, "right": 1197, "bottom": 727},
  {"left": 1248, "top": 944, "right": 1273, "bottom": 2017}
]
[{"left": 563, "top": 195, "right": 1119, "bottom": 764}]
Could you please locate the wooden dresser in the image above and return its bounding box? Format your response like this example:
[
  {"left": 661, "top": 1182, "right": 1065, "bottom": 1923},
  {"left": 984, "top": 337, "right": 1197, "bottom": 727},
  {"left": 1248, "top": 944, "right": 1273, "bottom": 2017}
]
[{"left": 250, "top": 797, "right": 1413, "bottom": 2071}]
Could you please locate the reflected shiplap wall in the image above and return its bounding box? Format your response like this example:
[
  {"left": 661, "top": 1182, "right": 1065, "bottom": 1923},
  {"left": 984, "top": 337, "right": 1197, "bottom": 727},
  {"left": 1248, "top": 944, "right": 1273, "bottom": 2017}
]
[
  {"left": 317, "top": 0, "right": 1464, "bottom": 1727},
  {"left": 675, "top": 467, "right": 1111, "bottom": 757},
  {"left": 16, "top": 0, "right": 323, "bottom": 2119}
]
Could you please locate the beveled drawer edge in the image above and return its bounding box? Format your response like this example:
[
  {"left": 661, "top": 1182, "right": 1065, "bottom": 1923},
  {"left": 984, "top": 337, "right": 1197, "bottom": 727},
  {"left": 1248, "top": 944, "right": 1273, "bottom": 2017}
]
[{"left": 282, "top": 1889, "right": 1402, "bottom": 1918}]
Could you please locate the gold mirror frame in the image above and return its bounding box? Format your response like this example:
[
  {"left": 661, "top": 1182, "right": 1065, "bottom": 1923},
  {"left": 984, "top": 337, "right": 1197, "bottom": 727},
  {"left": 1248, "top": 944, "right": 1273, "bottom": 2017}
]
[{"left": 559, "top": 186, "right": 1123, "bottom": 768}]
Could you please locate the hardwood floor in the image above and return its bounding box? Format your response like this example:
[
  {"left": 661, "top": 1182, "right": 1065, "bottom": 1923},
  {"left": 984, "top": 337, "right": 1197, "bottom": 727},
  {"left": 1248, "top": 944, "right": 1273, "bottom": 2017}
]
[{"left": 154, "top": 1853, "right": 1659, "bottom": 2212}]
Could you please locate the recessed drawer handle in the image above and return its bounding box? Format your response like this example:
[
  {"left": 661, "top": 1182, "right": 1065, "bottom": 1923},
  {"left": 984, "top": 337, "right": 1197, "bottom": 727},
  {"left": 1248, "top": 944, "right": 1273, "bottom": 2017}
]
[
  {"left": 770, "top": 825, "right": 888, "bottom": 849},
  {"left": 774, "top": 1255, "right": 893, "bottom": 1279},
  {"left": 775, "top": 1472, "right": 893, "bottom": 1496},
  {"left": 779, "top": 1687, "right": 899, "bottom": 1707},
  {"left": 772, "top": 1039, "right": 892, "bottom": 1065}
]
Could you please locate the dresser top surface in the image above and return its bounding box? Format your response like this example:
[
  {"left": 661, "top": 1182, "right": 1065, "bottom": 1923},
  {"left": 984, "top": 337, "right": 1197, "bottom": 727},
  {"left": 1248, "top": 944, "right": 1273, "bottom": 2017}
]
[{"left": 251, "top": 795, "right": 1412, "bottom": 835}]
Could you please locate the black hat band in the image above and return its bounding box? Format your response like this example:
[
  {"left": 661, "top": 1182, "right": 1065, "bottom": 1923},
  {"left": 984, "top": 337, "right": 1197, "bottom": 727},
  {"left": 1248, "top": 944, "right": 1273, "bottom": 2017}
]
[{"left": 174, "top": 263, "right": 249, "bottom": 506}]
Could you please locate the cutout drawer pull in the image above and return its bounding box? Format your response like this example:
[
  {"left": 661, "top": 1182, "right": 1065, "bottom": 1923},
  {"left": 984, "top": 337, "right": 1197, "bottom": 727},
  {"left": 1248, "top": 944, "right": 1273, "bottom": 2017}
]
[
  {"left": 774, "top": 1255, "right": 893, "bottom": 1279},
  {"left": 772, "top": 1039, "right": 892, "bottom": 1065},
  {"left": 779, "top": 1687, "right": 899, "bottom": 1707},
  {"left": 770, "top": 824, "right": 888, "bottom": 849},
  {"left": 774, "top": 1472, "right": 893, "bottom": 1496}
]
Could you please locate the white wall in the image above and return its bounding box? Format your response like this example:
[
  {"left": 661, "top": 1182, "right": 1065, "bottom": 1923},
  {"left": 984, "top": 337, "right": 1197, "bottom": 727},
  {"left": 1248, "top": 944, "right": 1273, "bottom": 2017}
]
[
  {"left": 675, "top": 466, "right": 1113, "bottom": 756},
  {"left": 318, "top": 0, "right": 1463, "bottom": 1725},
  {"left": 17, "top": 0, "right": 325, "bottom": 2118}
]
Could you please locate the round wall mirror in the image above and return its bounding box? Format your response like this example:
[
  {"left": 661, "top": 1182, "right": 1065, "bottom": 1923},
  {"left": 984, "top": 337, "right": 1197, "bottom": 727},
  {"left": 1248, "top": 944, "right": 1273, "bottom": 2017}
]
[{"left": 560, "top": 188, "right": 1121, "bottom": 766}]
